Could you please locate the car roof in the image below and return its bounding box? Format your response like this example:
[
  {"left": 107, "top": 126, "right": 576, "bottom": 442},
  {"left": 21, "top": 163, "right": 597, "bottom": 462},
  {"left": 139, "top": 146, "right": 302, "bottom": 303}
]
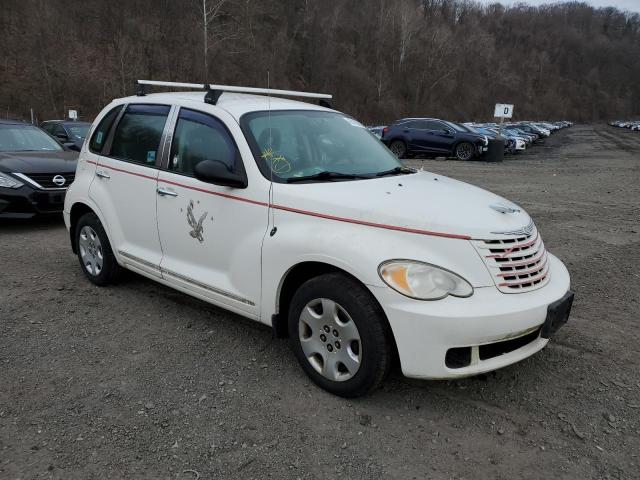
[
  {"left": 0, "top": 119, "right": 30, "bottom": 126},
  {"left": 396, "top": 117, "right": 440, "bottom": 122},
  {"left": 41, "top": 120, "right": 91, "bottom": 125},
  {"left": 116, "top": 91, "right": 334, "bottom": 121}
]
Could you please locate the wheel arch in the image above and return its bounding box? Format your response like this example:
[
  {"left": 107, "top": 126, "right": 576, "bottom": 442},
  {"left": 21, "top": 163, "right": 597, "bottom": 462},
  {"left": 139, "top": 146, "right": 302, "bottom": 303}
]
[
  {"left": 272, "top": 261, "right": 399, "bottom": 358},
  {"left": 69, "top": 201, "right": 115, "bottom": 256},
  {"left": 69, "top": 202, "right": 95, "bottom": 253}
]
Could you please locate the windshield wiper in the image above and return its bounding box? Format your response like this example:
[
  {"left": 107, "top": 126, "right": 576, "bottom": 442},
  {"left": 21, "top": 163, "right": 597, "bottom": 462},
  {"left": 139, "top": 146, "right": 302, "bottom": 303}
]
[
  {"left": 286, "top": 171, "right": 370, "bottom": 183},
  {"left": 374, "top": 166, "right": 415, "bottom": 177}
]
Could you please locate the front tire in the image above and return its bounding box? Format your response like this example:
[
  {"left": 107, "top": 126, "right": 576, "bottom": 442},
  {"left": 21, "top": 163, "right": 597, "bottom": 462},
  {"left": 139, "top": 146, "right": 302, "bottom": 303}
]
[
  {"left": 288, "top": 273, "right": 393, "bottom": 397},
  {"left": 454, "top": 142, "right": 475, "bottom": 161},
  {"left": 75, "top": 212, "right": 121, "bottom": 286}
]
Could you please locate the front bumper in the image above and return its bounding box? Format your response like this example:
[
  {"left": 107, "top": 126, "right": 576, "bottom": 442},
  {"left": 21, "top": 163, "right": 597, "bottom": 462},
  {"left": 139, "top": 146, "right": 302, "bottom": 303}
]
[
  {"left": 0, "top": 184, "right": 67, "bottom": 218},
  {"left": 369, "top": 253, "right": 571, "bottom": 379}
]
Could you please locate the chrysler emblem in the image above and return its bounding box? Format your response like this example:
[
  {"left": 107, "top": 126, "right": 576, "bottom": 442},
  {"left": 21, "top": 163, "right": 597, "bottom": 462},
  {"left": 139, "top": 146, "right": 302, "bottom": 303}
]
[
  {"left": 490, "top": 203, "right": 520, "bottom": 214},
  {"left": 52, "top": 175, "right": 66, "bottom": 187}
]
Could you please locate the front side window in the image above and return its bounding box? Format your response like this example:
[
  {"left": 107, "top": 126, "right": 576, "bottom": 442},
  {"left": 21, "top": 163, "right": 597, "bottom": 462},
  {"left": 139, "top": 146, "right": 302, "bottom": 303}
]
[
  {"left": 241, "top": 110, "right": 401, "bottom": 182},
  {"left": 41, "top": 123, "right": 55, "bottom": 134},
  {"left": 51, "top": 124, "right": 67, "bottom": 137},
  {"left": 109, "top": 105, "right": 170, "bottom": 166},
  {"left": 168, "top": 109, "right": 238, "bottom": 176},
  {"left": 0, "top": 125, "right": 63, "bottom": 152},
  {"left": 89, "top": 106, "right": 123, "bottom": 153}
]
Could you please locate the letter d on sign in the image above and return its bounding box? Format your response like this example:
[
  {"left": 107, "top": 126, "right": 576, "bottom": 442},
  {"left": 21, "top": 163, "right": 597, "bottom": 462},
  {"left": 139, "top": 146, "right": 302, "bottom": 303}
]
[{"left": 494, "top": 104, "right": 514, "bottom": 119}]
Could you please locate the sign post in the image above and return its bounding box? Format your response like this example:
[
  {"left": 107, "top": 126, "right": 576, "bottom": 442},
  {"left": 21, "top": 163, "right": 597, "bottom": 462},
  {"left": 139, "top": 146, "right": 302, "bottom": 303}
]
[
  {"left": 68, "top": 109, "right": 78, "bottom": 121},
  {"left": 494, "top": 103, "right": 514, "bottom": 136}
]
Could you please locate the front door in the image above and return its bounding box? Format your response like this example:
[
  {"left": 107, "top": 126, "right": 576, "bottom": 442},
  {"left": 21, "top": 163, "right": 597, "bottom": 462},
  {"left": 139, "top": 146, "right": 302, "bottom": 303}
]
[
  {"left": 155, "top": 106, "right": 269, "bottom": 318},
  {"left": 88, "top": 104, "right": 170, "bottom": 277}
]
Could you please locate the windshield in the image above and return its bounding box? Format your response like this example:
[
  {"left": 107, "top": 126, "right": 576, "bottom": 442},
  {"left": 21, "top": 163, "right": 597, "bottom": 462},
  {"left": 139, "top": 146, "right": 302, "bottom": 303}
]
[
  {"left": 67, "top": 124, "right": 90, "bottom": 139},
  {"left": 0, "top": 125, "right": 63, "bottom": 152},
  {"left": 241, "top": 110, "right": 402, "bottom": 182}
]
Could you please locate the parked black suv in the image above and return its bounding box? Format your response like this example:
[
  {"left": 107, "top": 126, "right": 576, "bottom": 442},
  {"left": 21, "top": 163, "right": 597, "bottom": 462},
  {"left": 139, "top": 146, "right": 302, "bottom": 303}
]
[
  {"left": 0, "top": 120, "right": 78, "bottom": 218},
  {"left": 382, "top": 118, "right": 488, "bottom": 160},
  {"left": 40, "top": 120, "right": 91, "bottom": 151}
]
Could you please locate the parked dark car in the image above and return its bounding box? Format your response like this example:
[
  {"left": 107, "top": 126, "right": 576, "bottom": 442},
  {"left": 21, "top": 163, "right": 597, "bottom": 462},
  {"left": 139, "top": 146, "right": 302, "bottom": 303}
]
[
  {"left": 382, "top": 118, "right": 488, "bottom": 160},
  {"left": 0, "top": 119, "right": 78, "bottom": 218},
  {"left": 40, "top": 120, "right": 91, "bottom": 151}
]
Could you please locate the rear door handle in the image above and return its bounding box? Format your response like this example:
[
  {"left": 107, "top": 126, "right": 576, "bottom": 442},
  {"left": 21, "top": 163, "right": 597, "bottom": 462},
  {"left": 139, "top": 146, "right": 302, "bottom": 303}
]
[
  {"left": 95, "top": 170, "right": 110, "bottom": 179},
  {"left": 157, "top": 186, "right": 178, "bottom": 197}
]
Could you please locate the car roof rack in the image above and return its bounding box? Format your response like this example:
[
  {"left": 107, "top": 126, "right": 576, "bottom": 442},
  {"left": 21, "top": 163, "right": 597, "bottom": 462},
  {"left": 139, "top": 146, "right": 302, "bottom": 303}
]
[{"left": 135, "top": 80, "right": 332, "bottom": 107}]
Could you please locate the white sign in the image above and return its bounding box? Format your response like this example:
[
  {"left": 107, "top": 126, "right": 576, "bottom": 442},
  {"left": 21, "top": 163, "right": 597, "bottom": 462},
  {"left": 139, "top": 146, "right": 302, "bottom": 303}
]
[
  {"left": 494, "top": 104, "right": 514, "bottom": 118},
  {"left": 68, "top": 109, "right": 78, "bottom": 120}
]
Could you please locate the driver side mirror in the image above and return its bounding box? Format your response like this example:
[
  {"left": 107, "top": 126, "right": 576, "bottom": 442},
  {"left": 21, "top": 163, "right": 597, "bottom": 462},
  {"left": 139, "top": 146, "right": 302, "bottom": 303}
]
[
  {"left": 194, "top": 160, "right": 247, "bottom": 189},
  {"left": 443, "top": 128, "right": 453, "bottom": 134}
]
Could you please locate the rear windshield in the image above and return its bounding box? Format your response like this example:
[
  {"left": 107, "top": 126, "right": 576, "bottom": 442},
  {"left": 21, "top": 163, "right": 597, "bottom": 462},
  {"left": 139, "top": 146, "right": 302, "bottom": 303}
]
[
  {"left": 0, "top": 125, "right": 63, "bottom": 152},
  {"left": 67, "top": 124, "right": 90, "bottom": 139}
]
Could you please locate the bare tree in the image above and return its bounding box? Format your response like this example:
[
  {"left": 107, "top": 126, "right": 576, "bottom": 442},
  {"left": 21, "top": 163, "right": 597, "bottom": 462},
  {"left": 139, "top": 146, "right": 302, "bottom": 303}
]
[{"left": 200, "top": 0, "right": 238, "bottom": 80}]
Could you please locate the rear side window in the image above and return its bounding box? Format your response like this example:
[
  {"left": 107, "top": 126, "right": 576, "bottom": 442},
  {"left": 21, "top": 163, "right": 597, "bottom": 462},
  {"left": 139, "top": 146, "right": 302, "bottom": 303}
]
[
  {"left": 89, "top": 106, "right": 122, "bottom": 153},
  {"left": 109, "top": 105, "right": 170, "bottom": 166},
  {"left": 422, "top": 121, "right": 443, "bottom": 130},
  {"left": 168, "top": 108, "right": 238, "bottom": 175}
]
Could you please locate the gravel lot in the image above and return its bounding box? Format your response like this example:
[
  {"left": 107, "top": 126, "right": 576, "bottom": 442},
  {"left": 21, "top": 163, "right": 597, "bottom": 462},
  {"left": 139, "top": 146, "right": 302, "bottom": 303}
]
[{"left": 1, "top": 124, "right": 639, "bottom": 479}]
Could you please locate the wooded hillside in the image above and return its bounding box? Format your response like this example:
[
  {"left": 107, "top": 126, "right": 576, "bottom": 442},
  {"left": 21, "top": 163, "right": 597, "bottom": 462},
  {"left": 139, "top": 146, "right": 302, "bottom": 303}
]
[{"left": 1, "top": 0, "right": 638, "bottom": 123}]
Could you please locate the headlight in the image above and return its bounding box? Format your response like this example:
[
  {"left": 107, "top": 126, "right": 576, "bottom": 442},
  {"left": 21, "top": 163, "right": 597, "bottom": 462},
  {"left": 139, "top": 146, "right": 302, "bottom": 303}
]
[
  {"left": 378, "top": 260, "right": 473, "bottom": 300},
  {"left": 0, "top": 172, "right": 23, "bottom": 189}
]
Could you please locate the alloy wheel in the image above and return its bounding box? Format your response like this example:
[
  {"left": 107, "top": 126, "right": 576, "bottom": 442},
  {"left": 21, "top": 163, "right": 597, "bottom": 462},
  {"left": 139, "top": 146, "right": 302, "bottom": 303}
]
[{"left": 456, "top": 143, "right": 473, "bottom": 160}]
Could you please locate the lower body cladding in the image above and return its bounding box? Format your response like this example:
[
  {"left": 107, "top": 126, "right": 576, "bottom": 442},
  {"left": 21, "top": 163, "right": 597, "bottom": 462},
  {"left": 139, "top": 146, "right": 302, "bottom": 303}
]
[
  {"left": 368, "top": 253, "right": 572, "bottom": 379},
  {"left": 0, "top": 185, "right": 67, "bottom": 218}
]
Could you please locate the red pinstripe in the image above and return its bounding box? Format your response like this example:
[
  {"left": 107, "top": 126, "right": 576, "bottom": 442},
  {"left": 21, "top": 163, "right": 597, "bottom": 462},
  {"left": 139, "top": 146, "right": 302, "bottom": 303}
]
[{"left": 85, "top": 159, "right": 470, "bottom": 240}]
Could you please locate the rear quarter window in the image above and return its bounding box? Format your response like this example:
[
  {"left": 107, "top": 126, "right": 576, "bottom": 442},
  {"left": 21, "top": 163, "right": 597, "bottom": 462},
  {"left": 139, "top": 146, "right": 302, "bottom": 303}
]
[{"left": 89, "top": 106, "right": 123, "bottom": 154}]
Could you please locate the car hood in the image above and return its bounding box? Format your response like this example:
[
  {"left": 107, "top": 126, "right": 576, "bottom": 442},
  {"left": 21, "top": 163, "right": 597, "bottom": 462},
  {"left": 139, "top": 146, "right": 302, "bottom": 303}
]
[
  {"left": 275, "top": 170, "right": 532, "bottom": 240},
  {"left": 0, "top": 150, "right": 78, "bottom": 174}
]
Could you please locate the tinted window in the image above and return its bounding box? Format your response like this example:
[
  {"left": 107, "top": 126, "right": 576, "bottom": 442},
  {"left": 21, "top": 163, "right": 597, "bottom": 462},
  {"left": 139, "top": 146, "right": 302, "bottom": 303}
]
[
  {"left": 41, "top": 123, "right": 55, "bottom": 134},
  {"left": 89, "top": 106, "right": 123, "bottom": 153},
  {"left": 51, "top": 124, "right": 67, "bottom": 137},
  {"left": 109, "top": 105, "right": 169, "bottom": 166},
  {"left": 169, "top": 109, "right": 237, "bottom": 175},
  {"left": 423, "top": 121, "right": 445, "bottom": 130}
]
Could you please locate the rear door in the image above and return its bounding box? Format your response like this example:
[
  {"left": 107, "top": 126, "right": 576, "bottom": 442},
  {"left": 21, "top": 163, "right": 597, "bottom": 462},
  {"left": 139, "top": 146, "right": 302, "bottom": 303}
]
[
  {"left": 88, "top": 104, "right": 171, "bottom": 278},
  {"left": 422, "top": 120, "right": 454, "bottom": 153},
  {"left": 155, "top": 106, "right": 268, "bottom": 318}
]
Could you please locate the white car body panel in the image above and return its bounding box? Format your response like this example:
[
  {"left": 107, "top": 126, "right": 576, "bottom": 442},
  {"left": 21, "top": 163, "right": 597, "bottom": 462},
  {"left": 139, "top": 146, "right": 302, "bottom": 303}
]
[{"left": 64, "top": 91, "right": 572, "bottom": 380}]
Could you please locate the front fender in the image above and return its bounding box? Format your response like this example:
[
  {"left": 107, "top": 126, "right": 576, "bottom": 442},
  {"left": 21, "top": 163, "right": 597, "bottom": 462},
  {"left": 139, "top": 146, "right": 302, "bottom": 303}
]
[{"left": 260, "top": 212, "right": 494, "bottom": 322}]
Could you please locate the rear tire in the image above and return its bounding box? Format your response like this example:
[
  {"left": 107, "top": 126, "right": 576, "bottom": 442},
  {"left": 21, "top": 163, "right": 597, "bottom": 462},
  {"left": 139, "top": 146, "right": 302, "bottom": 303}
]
[
  {"left": 389, "top": 140, "right": 407, "bottom": 159},
  {"left": 75, "top": 212, "right": 121, "bottom": 286},
  {"left": 454, "top": 142, "right": 475, "bottom": 161},
  {"left": 288, "top": 273, "right": 393, "bottom": 398}
]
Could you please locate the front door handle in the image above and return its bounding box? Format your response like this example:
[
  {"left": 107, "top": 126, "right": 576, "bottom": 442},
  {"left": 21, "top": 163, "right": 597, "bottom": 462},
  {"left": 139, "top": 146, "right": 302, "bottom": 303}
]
[
  {"left": 95, "top": 170, "right": 110, "bottom": 179},
  {"left": 157, "top": 186, "right": 178, "bottom": 197}
]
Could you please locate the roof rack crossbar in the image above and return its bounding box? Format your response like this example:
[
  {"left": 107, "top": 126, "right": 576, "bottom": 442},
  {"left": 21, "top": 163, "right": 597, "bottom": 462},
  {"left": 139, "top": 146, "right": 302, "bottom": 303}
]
[{"left": 136, "top": 80, "right": 332, "bottom": 105}]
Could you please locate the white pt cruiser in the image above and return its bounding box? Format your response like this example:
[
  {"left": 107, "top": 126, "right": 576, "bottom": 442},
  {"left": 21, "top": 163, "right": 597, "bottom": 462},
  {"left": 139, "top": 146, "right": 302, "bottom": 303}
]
[{"left": 64, "top": 81, "right": 574, "bottom": 397}]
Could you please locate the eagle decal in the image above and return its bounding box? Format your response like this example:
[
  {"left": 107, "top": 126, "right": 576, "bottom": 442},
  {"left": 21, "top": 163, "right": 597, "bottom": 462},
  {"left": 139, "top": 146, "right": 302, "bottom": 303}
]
[{"left": 186, "top": 200, "right": 208, "bottom": 243}]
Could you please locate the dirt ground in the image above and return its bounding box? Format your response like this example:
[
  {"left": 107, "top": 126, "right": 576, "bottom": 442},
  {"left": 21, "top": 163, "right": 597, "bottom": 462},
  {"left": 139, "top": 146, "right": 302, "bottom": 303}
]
[{"left": 1, "top": 124, "right": 639, "bottom": 479}]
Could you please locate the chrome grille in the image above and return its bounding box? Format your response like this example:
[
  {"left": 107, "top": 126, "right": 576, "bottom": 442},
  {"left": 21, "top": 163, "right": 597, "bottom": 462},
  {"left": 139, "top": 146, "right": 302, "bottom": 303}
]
[
  {"left": 472, "top": 225, "right": 550, "bottom": 293},
  {"left": 23, "top": 173, "right": 75, "bottom": 189}
]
